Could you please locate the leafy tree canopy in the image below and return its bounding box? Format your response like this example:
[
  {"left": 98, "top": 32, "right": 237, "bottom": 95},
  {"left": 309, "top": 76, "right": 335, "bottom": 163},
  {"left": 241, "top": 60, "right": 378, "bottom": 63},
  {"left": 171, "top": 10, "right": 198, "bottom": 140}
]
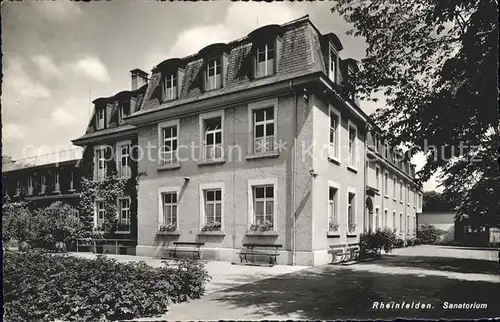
[
  {"left": 332, "top": 0, "right": 499, "bottom": 227},
  {"left": 422, "top": 190, "right": 454, "bottom": 212}
]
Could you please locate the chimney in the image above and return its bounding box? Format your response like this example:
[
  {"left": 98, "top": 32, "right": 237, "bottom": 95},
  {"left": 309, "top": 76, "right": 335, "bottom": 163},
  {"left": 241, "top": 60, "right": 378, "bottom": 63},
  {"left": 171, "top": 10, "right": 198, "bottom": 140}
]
[{"left": 130, "top": 69, "right": 149, "bottom": 91}]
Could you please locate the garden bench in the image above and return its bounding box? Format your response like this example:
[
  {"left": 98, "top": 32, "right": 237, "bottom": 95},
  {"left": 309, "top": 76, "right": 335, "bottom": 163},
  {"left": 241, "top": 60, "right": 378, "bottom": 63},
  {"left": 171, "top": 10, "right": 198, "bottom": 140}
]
[
  {"left": 236, "top": 243, "right": 282, "bottom": 266},
  {"left": 76, "top": 238, "right": 136, "bottom": 255},
  {"left": 328, "top": 245, "right": 360, "bottom": 263},
  {"left": 165, "top": 241, "right": 205, "bottom": 260}
]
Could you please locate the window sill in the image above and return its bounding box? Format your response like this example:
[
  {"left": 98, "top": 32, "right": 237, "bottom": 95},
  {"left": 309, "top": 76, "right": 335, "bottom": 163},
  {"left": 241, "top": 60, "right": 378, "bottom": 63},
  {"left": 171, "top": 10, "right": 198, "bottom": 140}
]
[
  {"left": 327, "top": 156, "right": 341, "bottom": 165},
  {"left": 393, "top": 198, "right": 397, "bottom": 201},
  {"left": 384, "top": 195, "right": 389, "bottom": 199},
  {"left": 246, "top": 151, "right": 280, "bottom": 160},
  {"left": 400, "top": 201, "right": 403, "bottom": 204},
  {"left": 157, "top": 163, "right": 181, "bottom": 171},
  {"left": 197, "top": 230, "right": 226, "bottom": 236},
  {"left": 347, "top": 165, "right": 358, "bottom": 173},
  {"left": 346, "top": 234, "right": 358, "bottom": 238},
  {"left": 115, "top": 231, "right": 131, "bottom": 234},
  {"left": 245, "top": 230, "right": 278, "bottom": 236},
  {"left": 157, "top": 231, "right": 181, "bottom": 236},
  {"left": 327, "top": 232, "right": 341, "bottom": 238},
  {"left": 53, "top": 191, "right": 61, "bottom": 194},
  {"left": 197, "top": 158, "right": 226, "bottom": 167}
]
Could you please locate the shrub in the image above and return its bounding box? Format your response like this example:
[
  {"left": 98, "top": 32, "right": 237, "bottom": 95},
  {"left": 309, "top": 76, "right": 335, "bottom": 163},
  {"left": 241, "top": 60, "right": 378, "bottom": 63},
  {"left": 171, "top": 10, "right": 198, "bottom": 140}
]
[
  {"left": 3, "top": 252, "right": 211, "bottom": 321},
  {"left": 393, "top": 238, "right": 405, "bottom": 248},
  {"left": 417, "top": 224, "right": 443, "bottom": 244},
  {"left": 360, "top": 228, "right": 397, "bottom": 256},
  {"left": 2, "top": 202, "right": 34, "bottom": 242},
  {"left": 407, "top": 238, "right": 416, "bottom": 246}
]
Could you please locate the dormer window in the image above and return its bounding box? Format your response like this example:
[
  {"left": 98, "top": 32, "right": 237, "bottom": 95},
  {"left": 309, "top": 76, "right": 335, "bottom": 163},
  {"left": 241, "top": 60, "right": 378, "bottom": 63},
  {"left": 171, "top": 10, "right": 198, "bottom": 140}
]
[
  {"left": 96, "top": 108, "right": 105, "bottom": 129},
  {"left": 206, "top": 57, "right": 222, "bottom": 91},
  {"left": 118, "top": 103, "right": 129, "bottom": 125},
  {"left": 329, "top": 45, "right": 338, "bottom": 83},
  {"left": 256, "top": 42, "right": 275, "bottom": 78},
  {"left": 162, "top": 73, "right": 177, "bottom": 101}
]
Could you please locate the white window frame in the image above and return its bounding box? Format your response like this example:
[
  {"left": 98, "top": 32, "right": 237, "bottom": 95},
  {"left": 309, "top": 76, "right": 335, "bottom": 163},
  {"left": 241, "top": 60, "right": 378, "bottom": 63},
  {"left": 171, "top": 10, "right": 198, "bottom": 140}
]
[
  {"left": 347, "top": 120, "right": 358, "bottom": 170},
  {"left": 328, "top": 43, "right": 338, "bottom": 83},
  {"left": 157, "top": 119, "right": 180, "bottom": 166},
  {"left": 327, "top": 180, "right": 340, "bottom": 231},
  {"left": 199, "top": 182, "right": 225, "bottom": 231},
  {"left": 375, "top": 165, "right": 381, "bottom": 190},
  {"left": 163, "top": 72, "right": 177, "bottom": 101},
  {"left": 116, "top": 140, "right": 132, "bottom": 178},
  {"left": 94, "top": 145, "right": 107, "bottom": 180},
  {"left": 40, "top": 175, "right": 46, "bottom": 194},
  {"left": 94, "top": 199, "right": 105, "bottom": 229},
  {"left": 69, "top": 171, "right": 75, "bottom": 191},
  {"left": 116, "top": 196, "right": 131, "bottom": 231},
  {"left": 347, "top": 187, "right": 357, "bottom": 232},
  {"left": 256, "top": 41, "right": 275, "bottom": 78},
  {"left": 399, "top": 213, "right": 403, "bottom": 233},
  {"left": 206, "top": 57, "right": 222, "bottom": 90},
  {"left": 392, "top": 176, "right": 397, "bottom": 199},
  {"left": 328, "top": 105, "right": 341, "bottom": 162},
  {"left": 96, "top": 108, "right": 105, "bottom": 129},
  {"left": 399, "top": 180, "right": 403, "bottom": 203},
  {"left": 247, "top": 98, "right": 278, "bottom": 155},
  {"left": 199, "top": 110, "right": 225, "bottom": 161},
  {"left": 384, "top": 171, "right": 389, "bottom": 198},
  {"left": 384, "top": 208, "right": 388, "bottom": 227},
  {"left": 54, "top": 171, "right": 60, "bottom": 192},
  {"left": 392, "top": 211, "right": 396, "bottom": 230},
  {"left": 158, "top": 186, "right": 181, "bottom": 230},
  {"left": 375, "top": 207, "right": 380, "bottom": 230},
  {"left": 27, "top": 176, "right": 33, "bottom": 195},
  {"left": 247, "top": 178, "right": 278, "bottom": 231}
]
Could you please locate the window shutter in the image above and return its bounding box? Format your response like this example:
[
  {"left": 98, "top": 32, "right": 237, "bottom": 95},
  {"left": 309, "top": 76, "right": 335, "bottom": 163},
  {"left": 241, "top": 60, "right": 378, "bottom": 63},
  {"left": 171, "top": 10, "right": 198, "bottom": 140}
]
[
  {"left": 222, "top": 53, "right": 229, "bottom": 87},
  {"left": 177, "top": 68, "right": 184, "bottom": 98},
  {"left": 275, "top": 36, "right": 282, "bottom": 74},
  {"left": 104, "top": 147, "right": 114, "bottom": 177}
]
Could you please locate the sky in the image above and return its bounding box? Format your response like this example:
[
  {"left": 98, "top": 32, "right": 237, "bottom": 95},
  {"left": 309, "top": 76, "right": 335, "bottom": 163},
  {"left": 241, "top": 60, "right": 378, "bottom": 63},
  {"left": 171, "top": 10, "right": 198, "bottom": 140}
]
[{"left": 1, "top": 1, "right": 440, "bottom": 191}]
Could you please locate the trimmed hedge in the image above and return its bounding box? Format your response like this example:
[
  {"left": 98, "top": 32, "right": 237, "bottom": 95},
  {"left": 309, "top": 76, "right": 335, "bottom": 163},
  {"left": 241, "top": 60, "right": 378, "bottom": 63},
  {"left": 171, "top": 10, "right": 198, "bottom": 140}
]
[{"left": 3, "top": 251, "right": 211, "bottom": 321}]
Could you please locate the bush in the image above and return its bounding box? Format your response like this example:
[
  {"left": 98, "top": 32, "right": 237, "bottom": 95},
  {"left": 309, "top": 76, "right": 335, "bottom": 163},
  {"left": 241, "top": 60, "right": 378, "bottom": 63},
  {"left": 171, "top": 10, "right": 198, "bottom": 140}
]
[
  {"left": 3, "top": 252, "right": 211, "bottom": 321},
  {"left": 360, "top": 228, "right": 397, "bottom": 257},
  {"left": 393, "top": 238, "right": 405, "bottom": 248},
  {"left": 2, "top": 202, "right": 34, "bottom": 243},
  {"left": 417, "top": 224, "right": 443, "bottom": 244},
  {"left": 407, "top": 238, "right": 416, "bottom": 246}
]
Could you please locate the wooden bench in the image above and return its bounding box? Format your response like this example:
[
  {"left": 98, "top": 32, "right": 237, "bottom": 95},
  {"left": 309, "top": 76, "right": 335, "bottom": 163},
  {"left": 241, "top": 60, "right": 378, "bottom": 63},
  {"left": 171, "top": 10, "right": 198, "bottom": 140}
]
[
  {"left": 237, "top": 243, "right": 282, "bottom": 266},
  {"left": 328, "top": 245, "right": 360, "bottom": 263},
  {"left": 76, "top": 239, "right": 137, "bottom": 255},
  {"left": 167, "top": 241, "right": 205, "bottom": 260}
]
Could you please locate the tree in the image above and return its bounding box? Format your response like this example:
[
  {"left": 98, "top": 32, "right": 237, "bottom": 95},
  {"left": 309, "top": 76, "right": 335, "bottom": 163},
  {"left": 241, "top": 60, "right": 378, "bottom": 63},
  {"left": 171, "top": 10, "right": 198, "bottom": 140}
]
[
  {"left": 422, "top": 191, "right": 454, "bottom": 212},
  {"left": 332, "top": 0, "right": 499, "bottom": 227}
]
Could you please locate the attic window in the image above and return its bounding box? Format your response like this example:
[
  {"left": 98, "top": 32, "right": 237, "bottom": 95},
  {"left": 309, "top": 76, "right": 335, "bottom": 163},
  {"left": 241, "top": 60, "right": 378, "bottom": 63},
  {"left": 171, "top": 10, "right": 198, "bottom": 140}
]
[
  {"left": 162, "top": 73, "right": 177, "bottom": 101},
  {"left": 96, "top": 108, "right": 105, "bottom": 130},
  {"left": 256, "top": 42, "right": 275, "bottom": 78},
  {"left": 118, "top": 103, "right": 130, "bottom": 124},
  {"left": 206, "top": 57, "right": 222, "bottom": 91},
  {"left": 329, "top": 45, "right": 338, "bottom": 83}
]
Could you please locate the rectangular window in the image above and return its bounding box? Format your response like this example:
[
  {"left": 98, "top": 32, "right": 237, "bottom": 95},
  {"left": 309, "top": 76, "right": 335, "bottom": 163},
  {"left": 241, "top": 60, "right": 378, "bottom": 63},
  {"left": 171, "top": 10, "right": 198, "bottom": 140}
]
[
  {"left": 392, "top": 177, "right": 396, "bottom": 199},
  {"left": 27, "top": 176, "right": 33, "bottom": 195},
  {"left": 393, "top": 211, "right": 396, "bottom": 229},
  {"left": 118, "top": 144, "right": 131, "bottom": 177},
  {"left": 253, "top": 185, "right": 274, "bottom": 227},
  {"left": 384, "top": 143, "right": 389, "bottom": 159},
  {"left": 97, "top": 108, "right": 105, "bottom": 129},
  {"left": 329, "top": 108, "right": 340, "bottom": 159},
  {"left": 348, "top": 192, "right": 355, "bottom": 232},
  {"left": 399, "top": 180, "right": 403, "bottom": 201},
  {"left": 118, "top": 103, "right": 129, "bottom": 124},
  {"left": 253, "top": 106, "right": 275, "bottom": 153},
  {"left": 375, "top": 208, "right": 379, "bottom": 230},
  {"left": 204, "top": 189, "right": 222, "bottom": 228},
  {"left": 163, "top": 73, "right": 177, "bottom": 101},
  {"left": 69, "top": 172, "right": 74, "bottom": 191},
  {"left": 348, "top": 124, "right": 357, "bottom": 167},
  {"left": 329, "top": 45, "right": 337, "bottom": 82},
  {"left": 375, "top": 166, "right": 380, "bottom": 190},
  {"left": 160, "top": 125, "right": 178, "bottom": 165},
  {"left": 328, "top": 186, "right": 338, "bottom": 231},
  {"left": 384, "top": 172, "right": 389, "bottom": 196},
  {"left": 95, "top": 148, "right": 106, "bottom": 180},
  {"left": 96, "top": 200, "right": 105, "bottom": 228},
  {"left": 399, "top": 213, "right": 403, "bottom": 233},
  {"left": 40, "top": 176, "right": 46, "bottom": 194},
  {"left": 256, "top": 42, "right": 275, "bottom": 77},
  {"left": 16, "top": 180, "right": 21, "bottom": 196},
  {"left": 162, "top": 192, "right": 178, "bottom": 228},
  {"left": 54, "top": 171, "right": 60, "bottom": 192},
  {"left": 118, "top": 198, "right": 130, "bottom": 230},
  {"left": 406, "top": 214, "right": 410, "bottom": 233},
  {"left": 206, "top": 57, "right": 222, "bottom": 90},
  {"left": 384, "top": 209, "right": 388, "bottom": 227},
  {"left": 203, "top": 117, "right": 223, "bottom": 160}
]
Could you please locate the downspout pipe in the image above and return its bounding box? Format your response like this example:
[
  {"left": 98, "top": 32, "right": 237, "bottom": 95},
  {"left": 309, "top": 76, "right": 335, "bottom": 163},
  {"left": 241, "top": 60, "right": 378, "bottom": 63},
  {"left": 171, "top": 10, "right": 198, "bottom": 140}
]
[{"left": 290, "top": 80, "right": 298, "bottom": 266}]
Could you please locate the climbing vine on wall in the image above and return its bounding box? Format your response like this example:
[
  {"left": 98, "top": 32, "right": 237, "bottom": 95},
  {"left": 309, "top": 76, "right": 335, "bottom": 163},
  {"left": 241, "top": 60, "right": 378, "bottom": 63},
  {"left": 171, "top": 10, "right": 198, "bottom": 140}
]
[{"left": 79, "top": 174, "right": 140, "bottom": 239}]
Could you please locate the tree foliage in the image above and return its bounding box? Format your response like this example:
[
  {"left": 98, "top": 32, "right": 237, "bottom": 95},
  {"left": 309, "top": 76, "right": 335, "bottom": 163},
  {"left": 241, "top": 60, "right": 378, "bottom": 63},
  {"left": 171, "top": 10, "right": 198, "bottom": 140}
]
[
  {"left": 332, "top": 0, "right": 499, "bottom": 226},
  {"left": 422, "top": 190, "right": 454, "bottom": 212}
]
